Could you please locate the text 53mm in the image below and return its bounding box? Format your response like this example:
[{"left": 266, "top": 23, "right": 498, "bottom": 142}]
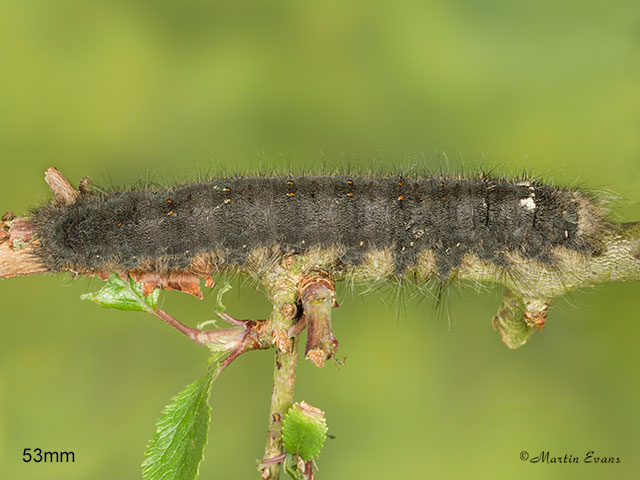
[{"left": 23, "top": 448, "right": 75, "bottom": 463}]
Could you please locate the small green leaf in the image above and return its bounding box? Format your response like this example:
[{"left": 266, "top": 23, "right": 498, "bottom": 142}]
[
  {"left": 142, "top": 361, "right": 221, "bottom": 480},
  {"left": 81, "top": 273, "right": 159, "bottom": 311},
  {"left": 281, "top": 402, "right": 328, "bottom": 462}
]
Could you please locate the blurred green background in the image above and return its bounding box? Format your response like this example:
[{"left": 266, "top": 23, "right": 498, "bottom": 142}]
[{"left": 1, "top": 1, "right": 639, "bottom": 479}]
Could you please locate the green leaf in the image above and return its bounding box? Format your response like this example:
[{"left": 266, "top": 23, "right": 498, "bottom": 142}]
[
  {"left": 81, "top": 273, "right": 159, "bottom": 311},
  {"left": 142, "top": 361, "right": 220, "bottom": 480},
  {"left": 281, "top": 402, "right": 328, "bottom": 462}
]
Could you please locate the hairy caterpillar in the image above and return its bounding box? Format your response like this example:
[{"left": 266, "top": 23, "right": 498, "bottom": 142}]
[{"left": 32, "top": 173, "right": 608, "bottom": 295}]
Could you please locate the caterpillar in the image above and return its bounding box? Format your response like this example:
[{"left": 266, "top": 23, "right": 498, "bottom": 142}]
[{"left": 32, "top": 173, "right": 609, "bottom": 297}]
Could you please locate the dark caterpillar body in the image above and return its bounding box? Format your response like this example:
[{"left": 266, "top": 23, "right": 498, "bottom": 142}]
[{"left": 35, "top": 175, "right": 603, "bottom": 278}]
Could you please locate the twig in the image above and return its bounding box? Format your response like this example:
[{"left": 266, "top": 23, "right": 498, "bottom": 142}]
[
  {"left": 150, "top": 306, "right": 204, "bottom": 344},
  {"left": 149, "top": 306, "right": 274, "bottom": 373},
  {"left": 260, "top": 258, "right": 303, "bottom": 480}
]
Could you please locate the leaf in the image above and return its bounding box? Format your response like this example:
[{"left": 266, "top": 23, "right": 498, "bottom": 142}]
[
  {"left": 281, "top": 402, "right": 328, "bottom": 462},
  {"left": 81, "top": 273, "right": 159, "bottom": 311},
  {"left": 142, "top": 361, "right": 220, "bottom": 480}
]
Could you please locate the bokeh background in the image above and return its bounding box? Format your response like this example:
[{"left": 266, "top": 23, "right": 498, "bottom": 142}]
[{"left": 1, "top": 1, "right": 639, "bottom": 479}]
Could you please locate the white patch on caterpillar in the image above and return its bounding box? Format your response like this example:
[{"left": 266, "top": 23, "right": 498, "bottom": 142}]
[
  {"left": 355, "top": 248, "right": 396, "bottom": 281},
  {"left": 415, "top": 249, "right": 437, "bottom": 275},
  {"left": 503, "top": 247, "right": 589, "bottom": 298},
  {"left": 519, "top": 197, "right": 536, "bottom": 211}
]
